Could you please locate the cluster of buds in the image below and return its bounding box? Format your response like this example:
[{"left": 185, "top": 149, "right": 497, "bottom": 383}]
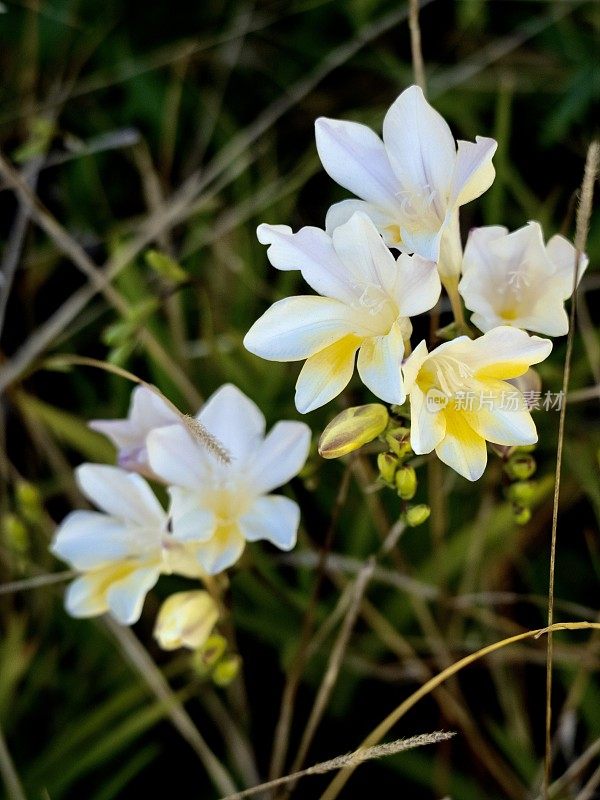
[
  {"left": 503, "top": 446, "right": 537, "bottom": 525},
  {"left": 377, "top": 421, "right": 430, "bottom": 528}
]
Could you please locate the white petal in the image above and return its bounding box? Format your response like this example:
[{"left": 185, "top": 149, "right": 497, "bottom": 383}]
[
  {"left": 331, "top": 212, "right": 399, "bottom": 297},
  {"left": 247, "top": 421, "right": 311, "bottom": 495},
  {"left": 238, "top": 495, "right": 300, "bottom": 550},
  {"left": 75, "top": 464, "right": 165, "bottom": 526},
  {"left": 382, "top": 85, "right": 456, "bottom": 216},
  {"left": 64, "top": 573, "right": 110, "bottom": 619},
  {"left": 244, "top": 296, "right": 360, "bottom": 362},
  {"left": 435, "top": 411, "right": 488, "bottom": 481},
  {"left": 89, "top": 385, "right": 179, "bottom": 449},
  {"left": 106, "top": 566, "right": 161, "bottom": 624},
  {"left": 460, "top": 225, "right": 508, "bottom": 275},
  {"left": 146, "top": 425, "right": 209, "bottom": 489},
  {"left": 546, "top": 234, "right": 588, "bottom": 297},
  {"left": 168, "top": 487, "right": 216, "bottom": 543},
  {"left": 195, "top": 526, "right": 246, "bottom": 575},
  {"left": 51, "top": 510, "right": 132, "bottom": 570},
  {"left": 325, "top": 199, "right": 404, "bottom": 247},
  {"left": 465, "top": 382, "right": 538, "bottom": 446},
  {"left": 257, "top": 223, "right": 355, "bottom": 304},
  {"left": 468, "top": 327, "right": 553, "bottom": 379},
  {"left": 401, "top": 339, "right": 430, "bottom": 393},
  {"left": 449, "top": 136, "right": 497, "bottom": 207},
  {"left": 315, "top": 117, "right": 399, "bottom": 207},
  {"left": 198, "top": 383, "right": 265, "bottom": 462},
  {"left": 295, "top": 335, "right": 362, "bottom": 413},
  {"left": 394, "top": 253, "right": 441, "bottom": 317},
  {"left": 408, "top": 384, "right": 446, "bottom": 454},
  {"left": 356, "top": 322, "right": 406, "bottom": 404}
]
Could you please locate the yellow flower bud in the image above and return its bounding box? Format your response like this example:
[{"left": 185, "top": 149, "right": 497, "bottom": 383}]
[
  {"left": 505, "top": 454, "right": 536, "bottom": 481},
  {"left": 212, "top": 655, "right": 241, "bottom": 687},
  {"left": 395, "top": 465, "right": 417, "bottom": 500},
  {"left": 3, "top": 514, "right": 28, "bottom": 555},
  {"left": 154, "top": 591, "right": 219, "bottom": 651},
  {"left": 377, "top": 452, "right": 398, "bottom": 485},
  {"left": 512, "top": 505, "right": 532, "bottom": 525},
  {"left": 196, "top": 633, "right": 228, "bottom": 668},
  {"left": 405, "top": 504, "right": 431, "bottom": 527},
  {"left": 318, "top": 404, "right": 388, "bottom": 459},
  {"left": 506, "top": 480, "right": 536, "bottom": 506},
  {"left": 385, "top": 427, "right": 412, "bottom": 459}
]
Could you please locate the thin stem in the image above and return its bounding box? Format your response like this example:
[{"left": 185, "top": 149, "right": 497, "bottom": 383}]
[
  {"left": 543, "top": 141, "right": 598, "bottom": 798},
  {"left": 408, "top": 0, "right": 426, "bottom": 92}
]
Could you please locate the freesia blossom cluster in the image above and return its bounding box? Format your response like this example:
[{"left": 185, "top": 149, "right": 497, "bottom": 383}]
[
  {"left": 51, "top": 384, "right": 310, "bottom": 638},
  {"left": 245, "top": 85, "right": 587, "bottom": 481}
]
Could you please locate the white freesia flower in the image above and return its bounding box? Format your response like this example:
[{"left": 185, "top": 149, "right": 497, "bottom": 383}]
[
  {"left": 52, "top": 465, "right": 173, "bottom": 624},
  {"left": 154, "top": 590, "right": 219, "bottom": 651},
  {"left": 244, "top": 213, "right": 440, "bottom": 413},
  {"left": 90, "top": 385, "right": 180, "bottom": 475},
  {"left": 458, "top": 221, "right": 588, "bottom": 336},
  {"left": 146, "top": 384, "right": 310, "bottom": 575},
  {"left": 402, "top": 327, "right": 552, "bottom": 481},
  {"left": 314, "top": 85, "right": 497, "bottom": 279}
]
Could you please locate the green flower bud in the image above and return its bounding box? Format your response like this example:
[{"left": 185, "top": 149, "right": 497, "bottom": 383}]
[
  {"left": 405, "top": 504, "right": 431, "bottom": 527},
  {"left": 505, "top": 454, "right": 536, "bottom": 480},
  {"left": 377, "top": 452, "right": 399, "bottom": 485},
  {"left": 3, "top": 514, "right": 28, "bottom": 555},
  {"left": 506, "top": 480, "right": 536, "bottom": 506},
  {"left": 212, "top": 655, "right": 241, "bottom": 687},
  {"left": 395, "top": 465, "right": 417, "bottom": 500},
  {"left": 15, "top": 481, "right": 42, "bottom": 518},
  {"left": 384, "top": 427, "right": 412, "bottom": 459},
  {"left": 194, "top": 633, "right": 228, "bottom": 670},
  {"left": 318, "top": 404, "right": 389, "bottom": 459},
  {"left": 512, "top": 505, "right": 531, "bottom": 525}
]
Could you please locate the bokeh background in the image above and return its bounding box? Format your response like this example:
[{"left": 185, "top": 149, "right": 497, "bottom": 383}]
[{"left": 0, "top": 1, "right": 599, "bottom": 798}]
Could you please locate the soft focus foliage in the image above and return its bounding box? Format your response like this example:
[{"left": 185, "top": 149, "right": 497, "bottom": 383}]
[{"left": 1, "top": 2, "right": 598, "bottom": 799}]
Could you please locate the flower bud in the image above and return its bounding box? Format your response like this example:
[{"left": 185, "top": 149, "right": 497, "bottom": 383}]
[
  {"left": 212, "top": 655, "right": 241, "bottom": 687},
  {"left": 318, "top": 404, "right": 389, "bottom": 459},
  {"left": 3, "top": 514, "right": 28, "bottom": 554},
  {"left": 15, "top": 481, "right": 43, "bottom": 523},
  {"left": 154, "top": 591, "right": 219, "bottom": 651},
  {"left": 506, "top": 480, "right": 536, "bottom": 506},
  {"left": 505, "top": 454, "right": 536, "bottom": 480},
  {"left": 395, "top": 465, "right": 417, "bottom": 500},
  {"left": 192, "top": 633, "right": 228, "bottom": 674},
  {"left": 405, "top": 504, "right": 431, "bottom": 527},
  {"left": 385, "top": 427, "right": 412, "bottom": 459},
  {"left": 377, "top": 452, "right": 398, "bottom": 485},
  {"left": 512, "top": 505, "right": 531, "bottom": 525}
]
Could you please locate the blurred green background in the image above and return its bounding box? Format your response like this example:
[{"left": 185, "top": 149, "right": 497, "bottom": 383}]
[{"left": 0, "top": 1, "right": 599, "bottom": 798}]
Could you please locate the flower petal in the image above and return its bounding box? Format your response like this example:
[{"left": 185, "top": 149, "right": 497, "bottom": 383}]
[
  {"left": 449, "top": 136, "right": 497, "bottom": 207},
  {"left": 331, "top": 212, "right": 399, "bottom": 297},
  {"left": 257, "top": 223, "right": 356, "bottom": 304},
  {"left": 295, "top": 334, "right": 362, "bottom": 413},
  {"left": 246, "top": 420, "right": 311, "bottom": 495},
  {"left": 51, "top": 510, "right": 133, "bottom": 570},
  {"left": 168, "top": 487, "right": 217, "bottom": 543},
  {"left": 195, "top": 525, "right": 246, "bottom": 575},
  {"left": 244, "top": 296, "right": 360, "bottom": 362},
  {"left": 357, "top": 322, "right": 406, "bottom": 404},
  {"left": 401, "top": 339, "right": 430, "bottom": 393},
  {"left": 460, "top": 225, "right": 509, "bottom": 276},
  {"left": 464, "top": 381, "right": 538, "bottom": 447},
  {"left": 198, "top": 383, "right": 265, "bottom": 462},
  {"left": 408, "top": 383, "right": 446, "bottom": 454},
  {"left": 146, "top": 425, "right": 209, "bottom": 489},
  {"left": 89, "top": 385, "right": 179, "bottom": 450},
  {"left": 325, "top": 199, "right": 404, "bottom": 247},
  {"left": 315, "top": 117, "right": 400, "bottom": 207},
  {"left": 75, "top": 464, "right": 165, "bottom": 526},
  {"left": 468, "top": 327, "right": 553, "bottom": 379},
  {"left": 106, "top": 566, "right": 161, "bottom": 624},
  {"left": 546, "top": 234, "right": 588, "bottom": 297},
  {"left": 238, "top": 494, "right": 300, "bottom": 550},
  {"left": 382, "top": 85, "right": 456, "bottom": 216},
  {"left": 394, "top": 253, "right": 441, "bottom": 317},
  {"left": 435, "top": 410, "right": 488, "bottom": 481},
  {"left": 64, "top": 572, "right": 110, "bottom": 619}
]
